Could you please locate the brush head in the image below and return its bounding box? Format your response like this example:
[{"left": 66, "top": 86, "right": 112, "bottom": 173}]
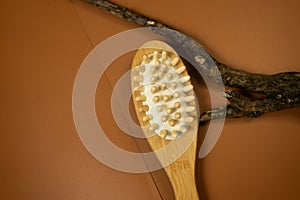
[{"left": 132, "top": 42, "right": 198, "bottom": 140}]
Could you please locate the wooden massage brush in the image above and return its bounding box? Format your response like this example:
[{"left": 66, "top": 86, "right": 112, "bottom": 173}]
[{"left": 131, "top": 40, "right": 200, "bottom": 200}]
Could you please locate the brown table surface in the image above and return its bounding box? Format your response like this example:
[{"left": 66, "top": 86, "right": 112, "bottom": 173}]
[{"left": 1, "top": 0, "right": 299, "bottom": 199}]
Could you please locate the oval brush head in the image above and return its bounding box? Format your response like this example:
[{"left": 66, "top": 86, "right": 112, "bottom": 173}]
[{"left": 132, "top": 42, "right": 198, "bottom": 140}]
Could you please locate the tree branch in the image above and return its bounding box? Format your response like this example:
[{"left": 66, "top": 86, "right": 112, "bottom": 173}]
[{"left": 83, "top": 0, "right": 300, "bottom": 123}]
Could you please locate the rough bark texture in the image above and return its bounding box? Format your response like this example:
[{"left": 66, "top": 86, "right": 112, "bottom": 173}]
[{"left": 84, "top": 0, "right": 300, "bottom": 123}]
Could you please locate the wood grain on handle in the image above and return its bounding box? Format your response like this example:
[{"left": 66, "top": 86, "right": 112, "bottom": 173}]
[{"left": 147, "top": 132, "right": 199, "bottom": 200}]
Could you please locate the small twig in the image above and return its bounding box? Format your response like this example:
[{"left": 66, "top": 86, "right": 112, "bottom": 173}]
[{"left": 83, "top": 0, "right": 300, "bottom": 123}]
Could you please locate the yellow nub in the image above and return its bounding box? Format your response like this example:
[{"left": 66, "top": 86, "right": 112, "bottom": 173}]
[
  {"left": 150, "top": 66, "right": 157, "bottom": 74},
  {"left": 153, "top": 51, "right": 159, "bottom": 61},
  {"left": 171, "top": 57, "right": 179, "bottom": 66},
  {"left": 171, "top": 130, "right": 179, "bottom": 138},
  {"left": 179, "top": 75, "right": 190, "bottom": 84},
  {"left": 161, "top": 51, "right": 167, "bottom": 60},
  {"left": 176, "top": 66, "right": 186, "bottom": 74},
  {"left": 160, "top": 83, "right": 167, "bottom": 90},
  {"left": 168, "top": 119, "right": 176, "bottom": 127},
  {"left": 160, "top": 129, "right": 168, "bottom": 138},
  {"left": 151, "top": 86, "right": 158, "bottom": 93},
  {"left": 134, "top": 76, "right": 144, "bottom": 82},
  {"left": 163, "top": 95, "right": 171, "bottom": 102},
  {"left": 135, "top": 86, "right": 145, "bottom": 92},
  {"left": 185, "top": 106, "right": 196, "bottom": 112},
  {"left": 175, "top": 113, "right": 181, "bottom": 119},
  {"left": 135, "top": 95, "right": 146, "bottom": 102},
  {"left": 183, "top": 85, "right": 193, "bottom": 93},
  {"left": 157, "top": 71, "right": 164, "bottom": 79},
  {"left": 184, "top": 116, "right": 194, "bottom": 123},
  {"left": 160, "top": 64, "right": 168, "bottom": 72},
  {"left": 143, "top": 55, "right": 150, "bottom": 63},
  {"left": 150, "top": 76, "right": 157, "bottom": 83},
  {"left": 138, "top": 105, "right": 149, "bottom": 112},
  {"left": 157, "top": 106, "right": 163, "bottom": 112},
  {"left": 167, "top": 73, "right": 173, "bottom": 80},
  {"left": 166, "top": 108, "right": 173, "bottom": 114},
  {"left": 183, "top": 95, "right": 195, "bottom": 102},
  {"left": 171, "top": 82, "right": 177, "bottom": 89},
  {"left": 153, "top": 96, "right": 160, "bottom": 103},
  {"left": 174, "top": 102, "right": 181, "bottom": 109},
  {"left": 155, "top": 60, "right": 160, "bottom": 66},
  {"left": 173, "top": 92, "right": 180, "bottom": 98},
  {"left": 161, "top": 115, "right": 168, "bottom": 122},
  {"left": 180, "top": 126, "right": 187, "bottom": 133},
  {"left": 143, "top": 115, "right": 153, "bottom": 122},
  {"left": 139, "top": 65, "right": 146, "bottom": 72},
  {"left": 149, "top": 123, "right": 159, "bottom": 131}
]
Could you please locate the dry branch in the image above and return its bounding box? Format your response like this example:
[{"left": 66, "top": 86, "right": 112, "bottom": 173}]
[{"left": 84, "top": 0, "right": 300, "bottom": 123}]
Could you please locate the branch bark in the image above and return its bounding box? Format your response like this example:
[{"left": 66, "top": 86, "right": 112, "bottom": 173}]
[{"left": 83, "top": 0, "right": 300, "bottom": 123}]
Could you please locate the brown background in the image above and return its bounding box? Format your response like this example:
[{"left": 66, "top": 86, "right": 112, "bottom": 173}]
[{"left": 1, "top": 0, "right": 299, "bottom": 199}]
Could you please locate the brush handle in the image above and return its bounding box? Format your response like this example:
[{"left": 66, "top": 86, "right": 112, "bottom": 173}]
[{"left": 163, "top": 138, "right": 199, "bottom": 200}]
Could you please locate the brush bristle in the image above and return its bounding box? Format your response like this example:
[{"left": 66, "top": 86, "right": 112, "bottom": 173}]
[{"left": 133, "top": 50, "right": 197, "bottom": 140}]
